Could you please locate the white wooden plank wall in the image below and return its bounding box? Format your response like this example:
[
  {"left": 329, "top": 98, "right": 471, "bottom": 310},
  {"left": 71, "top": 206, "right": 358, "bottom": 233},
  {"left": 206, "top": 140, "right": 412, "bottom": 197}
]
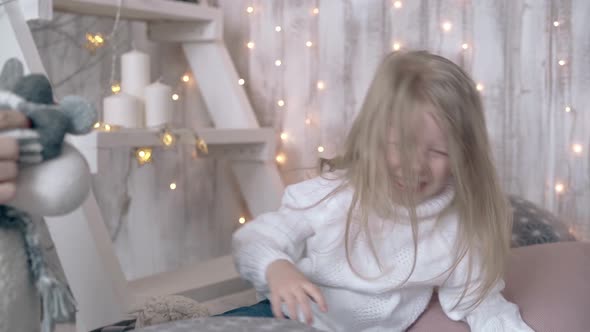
[
  {"left": 28, "top": 0, "right": 589, "bottom": 281},
  {"left": 222, "top": 0, "right": 589, "bottom": 239},
  {"left": 317, "top": 0, "right": 347, "bottom": 161}
]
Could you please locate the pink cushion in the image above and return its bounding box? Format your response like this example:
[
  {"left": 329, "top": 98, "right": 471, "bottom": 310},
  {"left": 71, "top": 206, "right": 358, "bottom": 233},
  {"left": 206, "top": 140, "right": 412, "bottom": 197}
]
[{"left": 408, "top": 242, "right": 590, "bottom": 332}]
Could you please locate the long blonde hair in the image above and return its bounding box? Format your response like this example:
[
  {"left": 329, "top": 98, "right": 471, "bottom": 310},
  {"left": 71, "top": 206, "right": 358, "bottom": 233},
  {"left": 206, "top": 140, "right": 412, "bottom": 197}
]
[{"left": 320, "top": 50, "right": 512, "bottom": 309}]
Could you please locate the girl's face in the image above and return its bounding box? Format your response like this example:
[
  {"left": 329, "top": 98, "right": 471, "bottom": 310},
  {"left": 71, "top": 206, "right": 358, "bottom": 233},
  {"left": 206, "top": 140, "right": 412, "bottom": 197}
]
[{"left": 386, "top": 105, "right": 452, "bottom": 204}]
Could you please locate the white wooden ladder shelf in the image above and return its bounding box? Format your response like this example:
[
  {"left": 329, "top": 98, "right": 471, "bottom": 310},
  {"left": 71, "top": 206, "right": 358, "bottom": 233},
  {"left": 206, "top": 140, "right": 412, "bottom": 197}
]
[{"left": 2, "top": 1, "right": 285, "bottom": 331}]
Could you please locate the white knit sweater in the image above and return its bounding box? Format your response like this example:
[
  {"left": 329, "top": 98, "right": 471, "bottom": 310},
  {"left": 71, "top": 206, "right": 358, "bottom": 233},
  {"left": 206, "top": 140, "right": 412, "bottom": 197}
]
[{"left": 232, "top": 174, "right": 534, "bottom": 332}]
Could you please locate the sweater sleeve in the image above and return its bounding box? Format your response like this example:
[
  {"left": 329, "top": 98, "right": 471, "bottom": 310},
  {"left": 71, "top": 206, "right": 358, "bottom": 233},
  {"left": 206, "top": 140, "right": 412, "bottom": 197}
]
[
  {"left": 438, "top": 254, "right": 534, "bottom": 332},
  {"left": 232, "top": 183, "right": 316, "bottom": 293}
]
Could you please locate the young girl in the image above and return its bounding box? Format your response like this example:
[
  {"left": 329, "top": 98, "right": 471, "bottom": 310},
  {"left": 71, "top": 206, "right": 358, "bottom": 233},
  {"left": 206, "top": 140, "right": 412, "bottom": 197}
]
[{"left": 229, "top": 51, "right": 534, "bottom": 331}]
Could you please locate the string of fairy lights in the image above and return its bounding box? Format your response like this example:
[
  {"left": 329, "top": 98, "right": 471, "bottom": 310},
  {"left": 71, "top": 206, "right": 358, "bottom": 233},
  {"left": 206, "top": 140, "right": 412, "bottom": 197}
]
[
  {"left": 238, "top": 0, "right": 586, "bottom": 231},
  {"left": 240, "top": 1, "right": 482, "bottom": 175},
  {"left": 94, "top": 72, "right": 208, "bottom": 195},
  {"left": 551, "top": 4, "right": 586, "bottom": 237},
  {"left": 80, "top": 1, "right": 586, "bottom": 233},
  {"left": 242, "top": 2, "right": 324, "bottom": 171},
  {"left": 83, "top": 0, "right": 209, "bottom": 197}
]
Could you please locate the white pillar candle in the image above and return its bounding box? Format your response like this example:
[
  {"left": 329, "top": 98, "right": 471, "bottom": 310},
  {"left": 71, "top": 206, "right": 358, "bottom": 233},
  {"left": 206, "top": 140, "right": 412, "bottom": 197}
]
[
  {"left": 103, "top": 93, "right": 143, "bottom": 128},
  {"left": 121, "top": 49, "right": 150, "bottom": 100},
  {"left": 144, "top": 81, "right": 172, "bottom": 127}
]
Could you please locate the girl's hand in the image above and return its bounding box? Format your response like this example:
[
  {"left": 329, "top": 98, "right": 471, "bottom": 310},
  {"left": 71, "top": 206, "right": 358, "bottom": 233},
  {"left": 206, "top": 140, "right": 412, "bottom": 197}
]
[{"left": 266, "top": 259, "right": 328, "bottom": 325}]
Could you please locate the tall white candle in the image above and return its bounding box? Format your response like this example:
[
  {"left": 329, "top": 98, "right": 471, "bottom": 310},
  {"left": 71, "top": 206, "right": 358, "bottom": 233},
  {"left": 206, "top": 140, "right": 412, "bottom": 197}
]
[
  {"left": 103, "top": 93, "right": 143, "bottom": 128},
  {"left": 121, "top": 49, "right": 150, "bottom": 100},
  {"left": 144, "top": 81, "right": 172, "bottom": 127}
]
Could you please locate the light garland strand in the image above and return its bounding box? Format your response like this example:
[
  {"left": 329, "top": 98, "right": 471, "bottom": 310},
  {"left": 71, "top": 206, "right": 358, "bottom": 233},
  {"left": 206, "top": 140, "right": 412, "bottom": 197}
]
[
  {"left": 96, "top": 0, "right": 584, "bottom": 235},
  {"left": 309, "top": 0, "right": 322, "bottom": 174},
  {"left": 551, "top": 1, "right": 587, "bottom": 238},
  {"left": 106, "top": 0, "right": 124, "bottom": 95},
  {"left": 276, "top": 1, "right": 287, "bottom": 166}
]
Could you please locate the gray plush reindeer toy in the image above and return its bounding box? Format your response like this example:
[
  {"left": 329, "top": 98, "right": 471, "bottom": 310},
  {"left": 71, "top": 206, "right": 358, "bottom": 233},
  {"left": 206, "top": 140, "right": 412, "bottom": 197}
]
[{"left": 0, "top": 58, "right": 97, "bottom": 332}]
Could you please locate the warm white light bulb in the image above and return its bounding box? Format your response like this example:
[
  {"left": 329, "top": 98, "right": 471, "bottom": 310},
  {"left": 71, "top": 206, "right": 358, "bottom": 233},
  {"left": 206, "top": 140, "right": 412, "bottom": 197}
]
[
  {"left": 305, "top": 118, "right": 311, "bottom": 125},
  {"left": 306, "top": 41, "right": 313, "bottom": 47},
  {"left": 135, "top": 148, "right": 152, "bottom": 165},
  {"left": 558, "top": 59, "right": 566, "bottom": 66},
  {"left": 172, "top": 93, "right": 179, "bottom": 101},
  {"left": 277, "top": 99, "right": 285, "bottom": 107},
  {"left": 275, "top": 26, "right": 282, "bottom": 32},
  {"left": 170, "top": 182, "right": 177, "bottom": 190},
  {"left": 276, "top": 153, "right": 286, "bottom": 164},
  {"left": 275, "top": 59, "right": 282, "bottom": 66},
  {"left": 565, "top": 105, "right": 572, "bottom": 112},
  {"left": 312, "top": 7, "right": 319, "bottom": 15},
  {"left": 239, "top": 217, "right": 246, "bottom": 224},
  {"left": 393, "top": 42, "right": 401, "bottom": 51},
  {"left": 246, "top": 6, "right": 254, "bottom": 14},
  {"left": 161, "top": 132, "right": 175, "bottom": 147},
  {"left": 280, "top": 132, "right": 288, "bottom": 140},
  {"left": 462, "top": 43, "right": 469, "bottom": 50},
  {"left": 442, "top": 21, "right": 452, "bottom": 32},
  {"left": 111, "top": 83, "right": 121, "bottom": 94},
  {"left": 553, "top": 21, "right": 560, "bottom": 27},
  {"left": 393, "top": 1, "right": 402, "bottom": 9},
  {"left": 476, "top": 83, "right": 484, "bottom": 91},
  {"left": 317, "top": 146, "right": 325, "bottom": 153},
  {"left": 247, "top": 41, "right": 255, "bottom": 49},
  {"left": 555, "top": 182, "right": 565, "bottom": 193},
  {"left": 238, "top": 78, "right": 245, "bottom": 85},
  {"left": 182, "top": 74, "right": 190, "bottom": 83},
  {"left": 317, "top": 80, "right": 326, "bottom": 90},
  {"left": 572, "top": 143, "right": 583, "bottom": 154}
]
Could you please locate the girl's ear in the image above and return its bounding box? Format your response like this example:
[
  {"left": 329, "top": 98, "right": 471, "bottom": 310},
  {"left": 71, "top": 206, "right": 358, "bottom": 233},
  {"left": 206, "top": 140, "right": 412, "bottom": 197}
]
[{"left": 0, "top": 58, "right": 25, "bottom": 91}]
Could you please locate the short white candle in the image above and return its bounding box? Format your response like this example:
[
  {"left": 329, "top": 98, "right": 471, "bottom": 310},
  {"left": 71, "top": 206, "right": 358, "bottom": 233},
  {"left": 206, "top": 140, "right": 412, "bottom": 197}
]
[
  {"left": 121, "top": 49, "right": 150, "bottom": 100},
  {"left": 144, "top": 81, "right": 172, "bottom": 127},
  {"left": 103, "top": 93, "right": 143, "bottom": 128}
]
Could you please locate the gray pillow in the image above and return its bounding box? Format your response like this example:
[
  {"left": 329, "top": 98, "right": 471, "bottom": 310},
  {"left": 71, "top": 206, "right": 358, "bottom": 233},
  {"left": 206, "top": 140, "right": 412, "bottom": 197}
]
[{"left": 509, "top": 195, "right": 576, "bottom": 247}]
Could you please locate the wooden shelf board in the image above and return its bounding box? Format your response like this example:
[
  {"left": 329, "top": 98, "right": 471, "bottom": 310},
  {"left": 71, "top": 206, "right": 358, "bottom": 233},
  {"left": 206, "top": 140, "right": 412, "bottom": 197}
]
[
  {"left": 128, "top": 254, "right": 250, "bottom": 304},
  {"left": 71, "top": 127, "right": 275, "bottom": 149},
  {"left": 52, "top": 0, "right": 220, "bottom": 22}
]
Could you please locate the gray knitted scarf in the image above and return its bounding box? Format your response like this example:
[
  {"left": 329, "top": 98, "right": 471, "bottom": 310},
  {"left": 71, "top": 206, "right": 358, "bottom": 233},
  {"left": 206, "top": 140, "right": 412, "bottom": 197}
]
[{"left": 0, "top": 205, "right": 76, "bottom": 332}]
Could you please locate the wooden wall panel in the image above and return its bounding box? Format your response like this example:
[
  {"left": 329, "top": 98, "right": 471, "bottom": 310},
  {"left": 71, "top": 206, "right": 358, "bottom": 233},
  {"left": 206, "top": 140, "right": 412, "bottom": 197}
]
[
  {"left": 223, "top": 0, "right": 589, "bottom": 239},
  {"left": 32, "top": 0, "right": 589, "bottom": 280}
]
